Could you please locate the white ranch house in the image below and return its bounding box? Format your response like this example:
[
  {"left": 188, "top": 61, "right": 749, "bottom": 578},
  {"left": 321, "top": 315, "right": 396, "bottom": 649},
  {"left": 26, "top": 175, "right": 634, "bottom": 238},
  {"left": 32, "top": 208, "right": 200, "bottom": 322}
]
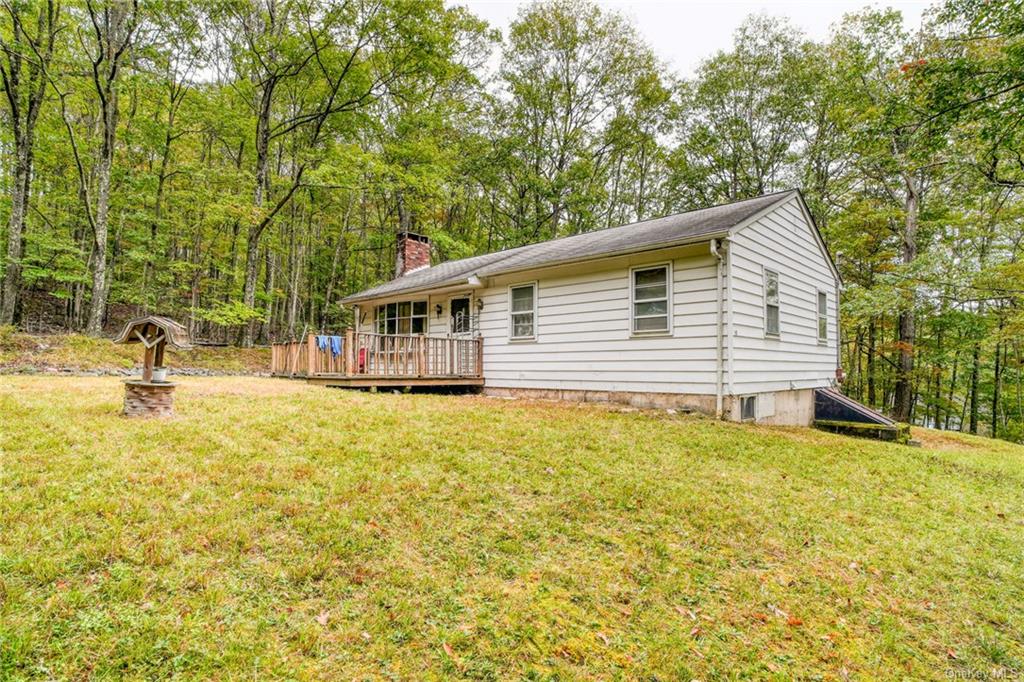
[{"left": 273, "top": 190, "right": 842, "bottom": 426}]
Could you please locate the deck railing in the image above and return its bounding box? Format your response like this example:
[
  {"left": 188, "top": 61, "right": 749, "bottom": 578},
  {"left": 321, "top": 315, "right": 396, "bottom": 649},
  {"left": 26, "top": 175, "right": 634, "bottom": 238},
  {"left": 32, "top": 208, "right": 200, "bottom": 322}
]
[{"left": 270, "top": 331, "right": 482, "bottom": 379}]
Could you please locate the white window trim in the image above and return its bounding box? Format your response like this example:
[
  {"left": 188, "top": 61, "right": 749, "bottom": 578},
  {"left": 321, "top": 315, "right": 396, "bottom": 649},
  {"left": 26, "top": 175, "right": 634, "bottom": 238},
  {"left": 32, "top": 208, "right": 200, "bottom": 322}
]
[
  {"left": 629, "top": 262, "right": 673, "bottom": 337},
  {"left": 507, "top": 282, "right": 538, "bottom": 342},
  {"left": 375, "top": 298, "right": 429, "bottom": 335},
  {"left": 763, "top": 267, "right": 780, "bottom": 339},
  {"left": 817, "top": 289, "right": 828, "bottom": 344}
]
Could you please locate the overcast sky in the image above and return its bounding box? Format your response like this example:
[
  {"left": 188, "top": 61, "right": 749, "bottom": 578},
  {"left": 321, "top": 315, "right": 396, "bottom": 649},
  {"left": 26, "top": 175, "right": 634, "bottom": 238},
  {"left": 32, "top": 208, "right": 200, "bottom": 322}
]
[{"left": 454, "top": 0, "right": 935, "bottom": 76}]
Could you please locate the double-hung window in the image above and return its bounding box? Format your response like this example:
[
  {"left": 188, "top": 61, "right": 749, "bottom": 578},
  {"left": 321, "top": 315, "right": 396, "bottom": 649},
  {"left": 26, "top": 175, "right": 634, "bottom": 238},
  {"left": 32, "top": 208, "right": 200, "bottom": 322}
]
[
  {"left": 817, "top": 290, "right": 828, "bottom": 342},
  {"left": 376, "top": 300, "right": 427, "bottom": 334},
  {"left": 632, "top": 265, "right": 670, "bottom": 334},
  {"left": 764, "top": 269, "right": 780, "bottom": 337},
  {"left": 509, "top": 284, "right": 536, "bottom": 340}
]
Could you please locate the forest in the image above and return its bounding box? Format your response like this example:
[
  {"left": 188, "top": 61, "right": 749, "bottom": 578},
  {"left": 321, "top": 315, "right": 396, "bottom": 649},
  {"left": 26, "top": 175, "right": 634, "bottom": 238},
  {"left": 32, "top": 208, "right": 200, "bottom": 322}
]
[{"left": 0, "top": 0, "right": 1022, "bottom": 439}]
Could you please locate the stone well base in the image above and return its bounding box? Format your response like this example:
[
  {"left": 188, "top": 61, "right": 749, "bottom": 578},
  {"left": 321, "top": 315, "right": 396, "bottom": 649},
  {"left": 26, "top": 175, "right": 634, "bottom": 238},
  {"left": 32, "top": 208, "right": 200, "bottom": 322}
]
[{"left": 123, "top": 380, "right": 176, "bottom": 417}]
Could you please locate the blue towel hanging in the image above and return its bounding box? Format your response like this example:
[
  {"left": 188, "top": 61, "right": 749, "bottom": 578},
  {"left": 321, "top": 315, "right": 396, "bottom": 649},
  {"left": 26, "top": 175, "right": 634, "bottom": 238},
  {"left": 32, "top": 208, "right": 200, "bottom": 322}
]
[
  {"left": 330, "top": 335, "right": 343, "bottom": 357},
  {"left": 316, "top": 335, "right": 329, "bottom": 352}
]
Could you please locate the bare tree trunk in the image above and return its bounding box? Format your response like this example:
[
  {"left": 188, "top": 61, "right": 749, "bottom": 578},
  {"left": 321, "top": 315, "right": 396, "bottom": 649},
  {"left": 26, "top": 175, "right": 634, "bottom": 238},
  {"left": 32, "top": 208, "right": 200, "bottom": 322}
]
[
  {"left": 242, "top": 81, "right": 274, "bottom": 347},
  {"left": 2, "top": 149, "right": 29, "bottom": 324},
  {"left": 87, "top": 129, "right": 116, "bottom": 334},
  {"left": 263, "top": 245, "right": 276, "bottom": 343},
  {"left": 324, "top": 200, "right": 353, "bottom": 325},
  {"left": 141, "top": 79, "right": 186, "bottom": 312},
  {"left": 0, "top": 0, "right": 57, "bottom": 325},
  {"left": 867, "top": 318, "right": 877, "bottom": 407},
  {"left": 73, "top": 0, "right": 139, "bottom": 335},
  {"left": 945, "top": 349, "right": 959, "bottom": 431},
  {"left": 968, "top": 341, "right": 981, "bottom": 434},
  {"left": 892, "top": 174, "right": 919, "bottom": 422},
  {"left": 931, "top": 329, "right": 944, "bottom": 428},
  {"left": 992, "top": 317, "right": 1003, "bottom": 438}
]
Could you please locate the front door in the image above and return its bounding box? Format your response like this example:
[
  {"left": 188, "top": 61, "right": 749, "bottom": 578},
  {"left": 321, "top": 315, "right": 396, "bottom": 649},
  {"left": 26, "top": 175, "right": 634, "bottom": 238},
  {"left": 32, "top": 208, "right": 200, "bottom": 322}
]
[{"left": 450, "top": 297, "right": 471, "bottom": 334}]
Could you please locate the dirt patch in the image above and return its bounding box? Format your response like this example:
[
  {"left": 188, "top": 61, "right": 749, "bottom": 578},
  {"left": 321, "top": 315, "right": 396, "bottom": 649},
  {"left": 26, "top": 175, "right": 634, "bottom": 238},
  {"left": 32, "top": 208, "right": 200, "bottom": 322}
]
[{"left": 911, "top": 427, "right": 990, "bottom": 452}]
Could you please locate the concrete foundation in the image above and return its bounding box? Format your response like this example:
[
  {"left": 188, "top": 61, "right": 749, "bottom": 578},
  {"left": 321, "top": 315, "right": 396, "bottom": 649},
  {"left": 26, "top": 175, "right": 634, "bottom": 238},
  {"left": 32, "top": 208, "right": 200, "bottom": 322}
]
[
  {"left": 729, "top": 388, "right": 816, "bottom": 426},
  {"left": 483, "top": 386, "right": 718, "bottom": 414},
  {"left": 483, "top": 386, "right": 817, "bottom": 426}
]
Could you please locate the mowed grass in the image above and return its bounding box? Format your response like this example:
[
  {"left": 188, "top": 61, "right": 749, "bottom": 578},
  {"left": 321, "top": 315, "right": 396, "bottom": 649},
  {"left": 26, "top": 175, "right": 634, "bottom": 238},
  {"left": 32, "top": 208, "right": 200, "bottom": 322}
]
[{"left": 1, "top": 377, "right": 1023, "bottom": 680}]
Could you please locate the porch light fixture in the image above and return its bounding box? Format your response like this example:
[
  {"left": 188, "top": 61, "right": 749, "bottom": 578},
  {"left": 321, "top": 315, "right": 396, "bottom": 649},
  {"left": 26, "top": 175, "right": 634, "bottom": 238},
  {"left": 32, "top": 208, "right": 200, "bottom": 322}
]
[
  {"left": 435, "top": 303, "right": 443, "bottom": 318},
  {"left": 475, "top": 299, "right": 484, "bottom": 312}
]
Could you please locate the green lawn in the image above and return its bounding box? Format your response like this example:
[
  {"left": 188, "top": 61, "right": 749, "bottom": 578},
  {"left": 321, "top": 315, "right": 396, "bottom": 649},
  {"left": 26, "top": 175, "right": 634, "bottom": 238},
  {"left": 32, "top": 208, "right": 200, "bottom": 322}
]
[{"left": 1, "top": 377, "right": 1022, "bottom": 680}]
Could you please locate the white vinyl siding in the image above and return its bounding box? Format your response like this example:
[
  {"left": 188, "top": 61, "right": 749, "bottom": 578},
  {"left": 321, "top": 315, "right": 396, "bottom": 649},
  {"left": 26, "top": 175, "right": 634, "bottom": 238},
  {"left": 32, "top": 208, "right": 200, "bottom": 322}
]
[
  {"left": 476, "top": 253, "right": 720, "bottom": 394},
  {"left": 728, "top": 195, "right": 838, "bottom": 394}
]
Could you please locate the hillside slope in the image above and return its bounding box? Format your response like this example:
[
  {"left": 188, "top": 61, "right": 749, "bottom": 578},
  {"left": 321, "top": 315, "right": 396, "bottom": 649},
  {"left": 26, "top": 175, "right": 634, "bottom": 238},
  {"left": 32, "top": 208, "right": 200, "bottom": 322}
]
[
  {"left": 1, "top": 377, "right": 1021, "bottom": 679},
  {"left": 0, "top": 328, "right": 268, "bottom": 375}
]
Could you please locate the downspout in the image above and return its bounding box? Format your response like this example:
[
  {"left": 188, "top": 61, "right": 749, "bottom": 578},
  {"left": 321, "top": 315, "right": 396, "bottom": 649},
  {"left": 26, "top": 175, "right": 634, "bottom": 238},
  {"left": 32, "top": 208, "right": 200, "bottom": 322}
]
[
  {"left": 711, "top": 239, "right": 725, "bottom": 419},
  {"left": 725, "top": 238, "right": 735, "bottom": 400},
  {"left": 834, "top": 252, "right": 843, "bottom": 385}
]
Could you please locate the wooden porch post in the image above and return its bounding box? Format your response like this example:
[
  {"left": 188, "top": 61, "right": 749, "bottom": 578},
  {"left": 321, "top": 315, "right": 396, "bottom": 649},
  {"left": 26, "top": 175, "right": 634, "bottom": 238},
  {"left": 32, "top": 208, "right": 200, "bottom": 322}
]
[
  {"left": 417, "top": 335, "right": 427, "bottom": 377},
  {"left": 307, "top": 333, "right": 317, "bottom": 376},
  {"left": 345, "top": 328, "right": 355, "bottom": 376}
]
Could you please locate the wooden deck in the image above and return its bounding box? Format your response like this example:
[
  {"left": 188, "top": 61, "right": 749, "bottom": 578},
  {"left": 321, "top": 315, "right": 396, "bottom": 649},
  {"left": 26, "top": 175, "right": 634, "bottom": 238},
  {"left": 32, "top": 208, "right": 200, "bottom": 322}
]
[
  {"left": 271, "top": 331, "right": 483, "bottom": 388},
  {"left": 306, "top": 375, "right": 484, "bottom": 388}
]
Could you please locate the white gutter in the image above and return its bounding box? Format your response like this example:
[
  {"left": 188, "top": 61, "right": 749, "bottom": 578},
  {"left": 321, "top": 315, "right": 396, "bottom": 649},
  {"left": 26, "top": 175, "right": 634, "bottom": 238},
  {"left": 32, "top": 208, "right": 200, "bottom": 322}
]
[{"left": 711, "top": 238, "right": 725, "bottom": 419}]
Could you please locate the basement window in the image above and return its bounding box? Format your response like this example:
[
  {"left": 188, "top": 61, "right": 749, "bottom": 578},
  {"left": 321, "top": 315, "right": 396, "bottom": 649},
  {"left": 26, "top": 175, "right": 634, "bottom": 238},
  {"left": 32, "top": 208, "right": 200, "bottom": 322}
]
[
  {"left": 817, "top": 290, "right": 828, "bottom": 342},
  {"left": 741, "top": 395, "right": 757, "bottom": 421},
  {"left": 631, "top": 264, "right": 671, "bottom": 334},
  {"left": 764, "top": 269, "right": 780, "bottom": 337}
]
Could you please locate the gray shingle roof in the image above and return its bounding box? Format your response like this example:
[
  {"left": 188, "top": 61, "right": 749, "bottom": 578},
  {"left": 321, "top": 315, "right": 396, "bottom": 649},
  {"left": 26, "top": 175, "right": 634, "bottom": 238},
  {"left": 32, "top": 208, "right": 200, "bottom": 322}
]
[{"left": 342, "top": 190, "right": 795, "bottom": 304}]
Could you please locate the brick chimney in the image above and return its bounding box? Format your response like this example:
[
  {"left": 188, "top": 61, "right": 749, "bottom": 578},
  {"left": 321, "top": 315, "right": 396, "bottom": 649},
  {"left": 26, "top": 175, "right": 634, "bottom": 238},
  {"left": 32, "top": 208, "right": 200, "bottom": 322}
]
[{"left": 395, "top": 232, "right": 431, "bottom": 277}]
